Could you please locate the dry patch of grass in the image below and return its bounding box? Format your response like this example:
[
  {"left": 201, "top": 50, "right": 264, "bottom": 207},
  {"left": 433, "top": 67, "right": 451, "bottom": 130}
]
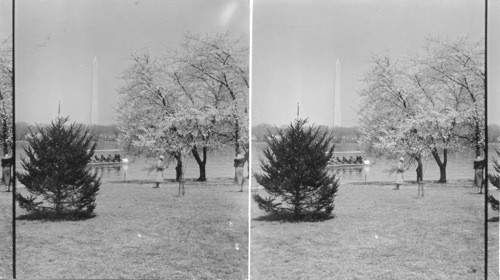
[
  {"left": 0, "top": 190, "right": 13, "bottom": 279},
  {"left": 16, "top": 178, "right": 248, "bottom": 279},
  {"left": 251, "top": 180, "right": 485, "bottom": 280}
]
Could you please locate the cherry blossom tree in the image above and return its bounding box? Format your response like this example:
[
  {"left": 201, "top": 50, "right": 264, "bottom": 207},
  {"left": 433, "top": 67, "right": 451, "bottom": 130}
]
[
  {"left": 417, "top": 35, "right": 485, "bottom": 157},
  {"left": 171, "top": 32, "right": 249, "bottom": 155},
  {"left": 117, "top": 52, "right": 208, "bottom": 182},
  {"left": 359, "top": 35, "right": 484, "bottom": 183},
  {"left": 0, "top": 37, "right": 12, "bottom": 154},
  {"left": 408, "top": 36, "right": 484, "bottom": 182},
  {"left": 359, "top": 55, "right": 428, "bottom": 180},
  {"left": 117, "top": 33, "right": 248, "bottom": 182}
]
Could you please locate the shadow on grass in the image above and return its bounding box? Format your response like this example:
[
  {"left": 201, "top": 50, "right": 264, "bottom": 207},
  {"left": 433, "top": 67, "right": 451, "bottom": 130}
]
[
  {"left": 108, "top": 177, "right": 234, "bottom": 185},
  {"left": 17, "top": 210, "right": 96, "bottom": 221},
  {"left": 488, "top": 216, "right": 499, "bottom": 223},
  {"left": 354, "top": 179, "right": 474, "bottom": 187},
  {"left": 111, "top": 178, "right": 180, "bottom": 185},
  {"left": 354, "top": 180, "right": 434, "bottom": 186},
  {"left": 253, "top": 211, "right": 335, "bottom": 223}
]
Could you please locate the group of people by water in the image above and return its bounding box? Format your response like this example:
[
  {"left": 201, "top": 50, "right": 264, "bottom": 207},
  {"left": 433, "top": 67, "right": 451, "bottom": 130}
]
[
  {"left": 76, "top": 147, "right": 481, "bottom": 198},
  {"left": 92, "top": 154, "right": 122, "bottom": 163},
  {"left": 153, "top": 155, "right": 186, "bottom": 196},
  {"left": 329, "top": 155, "right": 364, "bottom": 165},
  {"left": 393, "top": 155, "right": 486, "bottom": 198},
  {"left": 152, "top": 148, "right": 247, "bottom": 193}
]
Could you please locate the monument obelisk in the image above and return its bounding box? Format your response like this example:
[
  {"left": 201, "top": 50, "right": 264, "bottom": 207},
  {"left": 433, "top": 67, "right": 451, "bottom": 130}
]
[
  {"left": 333, "top": 59, "right": 342, "bottom": 127},
  {"left": 91, "top": 57, "right": 99, "bottom": 125}
]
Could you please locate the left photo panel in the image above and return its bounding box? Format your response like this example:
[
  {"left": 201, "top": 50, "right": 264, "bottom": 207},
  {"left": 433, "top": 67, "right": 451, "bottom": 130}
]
[
  {"left": 0, "top": 0, "right": 13, "bottom": 278},
  {"left": 15, "top": 0, "right": 249, "bottom": 278}
]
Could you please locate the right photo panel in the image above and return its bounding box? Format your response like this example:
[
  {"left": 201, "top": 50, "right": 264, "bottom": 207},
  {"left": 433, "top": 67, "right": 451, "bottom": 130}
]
[
  {"left": 251, "top": 0, "right": 491, "bottom": 279},
  {"left": 488, "top": 0, "right": 500, "bottom": 278}
]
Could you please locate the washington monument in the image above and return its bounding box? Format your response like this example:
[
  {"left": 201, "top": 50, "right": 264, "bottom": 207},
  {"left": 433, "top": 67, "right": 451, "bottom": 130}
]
[
  {"left": 333, "top": 59, "right": 341, "bottom": 127},
  {"left": 91, "top": 56, "right": 99, "bottom": 125}
]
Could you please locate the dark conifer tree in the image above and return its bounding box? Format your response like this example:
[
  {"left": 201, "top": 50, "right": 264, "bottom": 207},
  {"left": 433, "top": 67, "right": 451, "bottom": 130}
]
[
  {"left": 253, "top": 119, "right": 339, "bottom": 220},
  {"left": 488, "top": 148, "right": 500, "bottom": 211},
  {"left": 16, "top": 117, "right": 100, "bottom": 219}
]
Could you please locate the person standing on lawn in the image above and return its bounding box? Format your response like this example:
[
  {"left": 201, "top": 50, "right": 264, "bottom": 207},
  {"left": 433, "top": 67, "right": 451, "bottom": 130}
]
[
  {"left": 473, "top": 155, "right": 485, "bottom": 194},
  {"left": 154, "top": 155, "right": 165, "bottom": 189},
  {"left": 394, "top": 157, "right": 405, "bottom": 190},
  {"left": 416, "top": 159, "right": 424, "bottom": 198},
  {"left": 1, "top": 153, "right": 12, "bottom": 192},
  {"left": 234, "top": 149, "right": 246, "bottom": 192}
]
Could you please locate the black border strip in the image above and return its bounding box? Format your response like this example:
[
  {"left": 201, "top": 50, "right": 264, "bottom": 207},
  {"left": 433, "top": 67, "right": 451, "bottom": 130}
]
[
  {"left": 5, "top": 1, "right": 495, "bottom": 279},
  {"left": 11, "top": 0, "right": 15, "bottom": 278},
  {"left": 484, "top": 0, "right": 489, "bottom": 278}
]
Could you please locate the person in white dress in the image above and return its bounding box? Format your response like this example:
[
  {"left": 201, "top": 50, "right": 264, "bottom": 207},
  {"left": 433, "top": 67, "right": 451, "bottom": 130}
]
[
  {"left": 394, "top": 157, "right": 405, "bottom": 190},
  {"left": 234, "top": 150, "right": 246, "bottom": 192},
  {"left": 154, "top": 155, "right": 165, "bottom": 188}
]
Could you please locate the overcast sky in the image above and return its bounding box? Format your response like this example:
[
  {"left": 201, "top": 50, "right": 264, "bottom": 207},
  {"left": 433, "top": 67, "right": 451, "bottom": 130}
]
[
  {"left": 489, "top": 0, "right": 500, "bottom": 126},
  {"left": 252, "top": 0, "right": 486, "bottom": 127},
  {"left": 15, "top": 0, "right": 249, "bottom": 125},
  {"left": 4, "top": 0, "right": 499, "bottom": 127},
  {"left": 0, "top": 1, "right": 12, "bottom": 39}
]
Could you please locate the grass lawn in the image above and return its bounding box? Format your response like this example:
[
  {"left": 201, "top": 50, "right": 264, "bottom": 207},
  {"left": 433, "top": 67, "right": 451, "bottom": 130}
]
[
  {"left": 16, "top": 178, "right": 248, "bottom": 279},
  {"left": 487, "top": 186, "right": 499, "bottom": 280},
  {"left": 251, "top": 179, "right": 485, "bottom": 280},
  {"left": 0, "top": 189, "right": 12, "bottom": 279}
]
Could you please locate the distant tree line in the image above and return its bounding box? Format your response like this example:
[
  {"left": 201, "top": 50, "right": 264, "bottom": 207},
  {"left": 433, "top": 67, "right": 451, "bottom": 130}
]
[
  {"left": 489, "top": 124, "right": 500, "bottom": 142},
  {"left": 16, "top": 121, "right": 119, "bottom": 141},
  {"left": 252, "top": 123, "right": 361, "bottom": 143}
]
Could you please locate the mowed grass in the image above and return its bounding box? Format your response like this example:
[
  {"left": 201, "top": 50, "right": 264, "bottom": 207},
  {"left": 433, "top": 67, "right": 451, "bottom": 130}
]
[
  {"left": 16, "top": 178, "right": 248, "bottom": 279},
  {"left": 0, "top": 190, "right": 13, "bottom": 279},
  {"left": 251, "top": 180, "right": 485, "bottom": 280}
]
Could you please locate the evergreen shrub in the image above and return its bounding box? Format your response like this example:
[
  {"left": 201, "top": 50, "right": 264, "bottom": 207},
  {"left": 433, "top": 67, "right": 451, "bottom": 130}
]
[
  {"left": 16, "top": 117, "right": 101, "bottom": 219},
  {"left": 253, "top": 119, "right": 339, "bottom": 220}
]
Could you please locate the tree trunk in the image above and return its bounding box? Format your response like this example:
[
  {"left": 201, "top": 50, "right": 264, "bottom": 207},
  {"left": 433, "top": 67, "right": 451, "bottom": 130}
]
[
  {"left": 2, "top": 119, "right": 7, "bottom": 155},
  {"left": 192, "top": 146, "right": 207, "bottom": 182},
  {"left": 475, "top": 119, "right": 481, "bottom": 157},
  {"left": 55, "top": 189, "right": 63, "bottom": 216},
  {"left": 174, "top": 153, "right": 183, "bottom": 182},
  {"left": 431, "top": 147, "right": 447, "bottom": 183},
  {"left": 234, "top": 115, "right": 240, "bottom": 155},
  {"left": 293, "top": 190, "right": 302, "bottom": 219}
]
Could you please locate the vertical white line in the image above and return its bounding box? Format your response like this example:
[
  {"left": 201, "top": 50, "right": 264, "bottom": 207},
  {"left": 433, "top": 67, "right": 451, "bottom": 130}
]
[{"left": 248, "top": 0, "right": 253, "bottom": 279}]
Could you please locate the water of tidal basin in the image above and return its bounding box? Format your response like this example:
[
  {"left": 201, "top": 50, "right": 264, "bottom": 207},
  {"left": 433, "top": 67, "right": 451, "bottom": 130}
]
[
  {"left": 252, "top": 142, "right": 490, "bottom": 184},
  {"left": 16, "top": 141, "right": 242, "bottom": 183}
]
